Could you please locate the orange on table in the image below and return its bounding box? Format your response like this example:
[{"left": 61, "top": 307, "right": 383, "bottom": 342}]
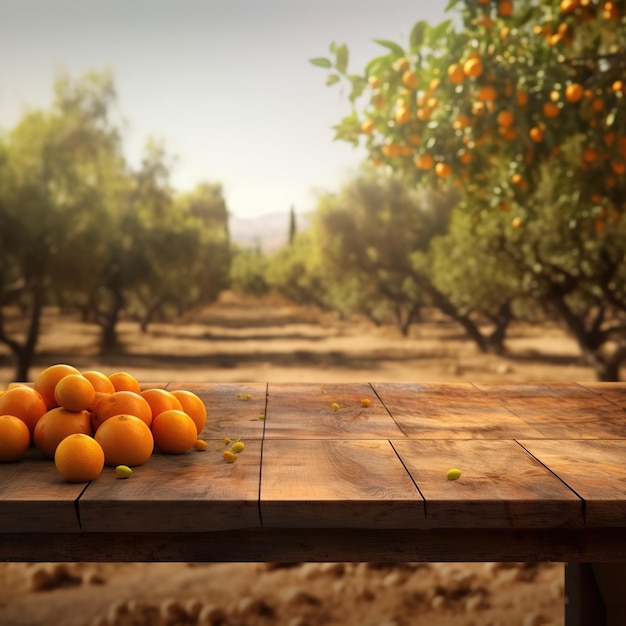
[
  {"left": 34, "top": 363, "right": 81, "bottom": 410},
  {"left": 94, "top": 414, "right": 154, "bottom": 466},
  {"left": 0, "top": 385, "right": 47, "bottom": 435},
  {"left": 54, "top": 433, "right": 105, "bottom": 482},
  {"left": 33, "top": 407, "right": 92, "bottom": 459},
  {"left": 0, "top": 415, "right": 31, "bottom": 462},
  {"left": 108, "top": 371, "right": 141, "bottom": 393},
  {"left": 151, "top": 409, "right": 198, "bottom": 454},
  {"left": 91, "top": 390, "right": 153, "bottom": 431},
  {"left": 170, "top": 389, "right": 207, "bottom": 435},
  {"left": 82, "top": 370, "right": 116, "bottom": 394},
  {"left": 140, "top": 388, "right": 183, "bottom": 421},
  {"left": 54, "top": 374, "right": 96, "bottom": 412}
]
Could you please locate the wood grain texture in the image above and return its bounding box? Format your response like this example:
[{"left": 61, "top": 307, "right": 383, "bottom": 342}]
[
  {"left": 372, "top": 382, "right": 543, "bottom": 439},
  {"left": 0, "top": 448, "right": 83, "bottom": 532},
  {"left": 78, "top": 441, "right": 262, "bottom": 532},
  {"left": 578, "top": 382, "right": 626, "bottom": 409},
  {"left": 391, "top": 439, "right": 583, "bottom": 528},
  {"left": 169, "top": 382, "right": 267, "bottom": 439},
  {"left": 260, "top": 439, "right": 424, "bottom": 528},
  {"left": 264, "top": 383, "right": 405, "bottom": 439},
  {"left": 519, "top": 439, "right": 626, "bottom": 526}
]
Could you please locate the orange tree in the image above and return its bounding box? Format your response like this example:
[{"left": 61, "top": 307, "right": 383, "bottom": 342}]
[
  {"left": 313, "top": 0, "right": 626, "bottom": 379},
  {"left": 312, "top": 0, "right": 626, "bottom": 210}
]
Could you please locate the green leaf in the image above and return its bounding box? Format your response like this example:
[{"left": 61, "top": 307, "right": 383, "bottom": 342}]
[
  {"left": 428, "top": 19, "right": 453, "bottom": 45},
  {"left": 373, "top": 39, "right": 406, "bottom": 57},
  {"left": 309, "top": 57, "right": 332, "bottom": 69},
  {"left": 326, "top": 74, "right": 340, "bottom": 86},
  {"left": 445, "top": 0, "right": 460, "bottom": 11},
  {"left": 348, "top": 75, "right": 367, "bottom": 103},
  {"left": 410, "top": 21, "right": 428, "bottom": 51},
  {"left": 334, "top": 44, "right": 349, "bottom": 74},
  {"left": 364, "top": 54, "right": 393, "bottom": 77}
]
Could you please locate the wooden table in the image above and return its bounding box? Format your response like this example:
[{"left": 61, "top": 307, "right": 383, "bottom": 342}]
[{"left": 2, "top": 382, "right": 626, "bottom": 624}]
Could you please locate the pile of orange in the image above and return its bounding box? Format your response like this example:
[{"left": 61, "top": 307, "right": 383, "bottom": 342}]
[{"left": 0, "top": 364, "right": 208, "bottom": 483}]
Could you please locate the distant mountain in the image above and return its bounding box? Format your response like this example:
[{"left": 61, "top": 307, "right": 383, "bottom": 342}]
[{"left": 229, "top": 211, "right": 310, "bottom": 254}]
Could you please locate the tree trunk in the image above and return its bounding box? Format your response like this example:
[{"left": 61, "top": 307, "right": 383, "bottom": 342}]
[
  {"left": 425, "top": 283, "right": 493, "bottom": 353},
  {"left": 546, "top": 291, "right": 623, "bottom": 382},
  {"left": 584, "top": 345, "right": 626, "bottom": 382},
  {"left": 99, "top": 289, "right": 124, "bottom": 354},
  {"left": 139, "top": 295, "right": 165, "bottom": 333},
  {"left": 0, "top": 277, "right": 45, "bottom": 382},
  {"left": 484, "top": 301, "right": 513, "bottom": 356}
]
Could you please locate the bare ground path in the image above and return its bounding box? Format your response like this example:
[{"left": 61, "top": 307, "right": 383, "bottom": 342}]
[{"left": 1, "top": 291, "right": 594, "bottom": 387}]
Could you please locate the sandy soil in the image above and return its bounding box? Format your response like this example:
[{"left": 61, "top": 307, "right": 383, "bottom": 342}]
[{"left": 0, "top": 292, "right": 590, "bottom": 626}]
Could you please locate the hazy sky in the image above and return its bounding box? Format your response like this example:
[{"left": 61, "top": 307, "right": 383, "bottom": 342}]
[{"left": 0, "top": 0, "right": 449, "bottom": 219}]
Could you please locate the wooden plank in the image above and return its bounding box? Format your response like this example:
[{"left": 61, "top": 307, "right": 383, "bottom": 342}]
[
  {"left": 169, "top": 382, "right": 267, "bottom": 439},
  {"left": 2, "top": 527, "right": 626, "bottom": 563},
  {"left": 474, "top": 381, "right": 598, "bottom": 398},
  {"left": 260, "top": 439, "right": 424, "bottom": 528},
  {"left": 519, "top": 440, "right": 626, "bottom": 526},
  {"left": 372, "top": 382, "right": 544, "bottom": 439},
  {"left": 476, "top": 382, "right": 626, "bottom": 439},
  {"left": 391, "top": 439, "right": 583, "bottom": 528},
  {"left": 78, "top": 440, "right": 262, "bottom": 532},
  {"left": 0, "top": 448, "right": 83, "bottom": 532},
  {"left": 264, "top": 383, "right": 405, "bottom": 439},
  {"left": 578, "top": 382, "right": 626, "bottom": 410}
]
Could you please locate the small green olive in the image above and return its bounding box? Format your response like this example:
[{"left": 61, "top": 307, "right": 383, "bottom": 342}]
[
  {"left": 115, "top": 465, "right": 132, "bottom": 479},
  {"left": 446, "top": 468, "right": 462, "bottom": 481}
]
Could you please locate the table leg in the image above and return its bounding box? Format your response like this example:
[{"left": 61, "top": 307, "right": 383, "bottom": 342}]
[
  {"left": 565, "top": 563, "right": 626, "bottom": 626},
  {"left": 565, "top": 564, "right": 605, "bottom": 625}
]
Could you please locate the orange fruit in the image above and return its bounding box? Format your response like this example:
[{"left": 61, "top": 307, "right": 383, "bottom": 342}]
[
  {"left": 34, "top": 364, "right": 81, "bottom": 410},
  {"left": 395, "top": 107, "right": 411, "bottom": 124},
  {"left": 54, "top": 374, "right": 96, "bottom": 412},
  {"left": 140, "top": 388, "right": 183, "bottom": 421},
  {"left": 415, "top": 154, "right": 434, "bottom": 170},
  {"left": 170, "top": 390, "right": 207, "bottom": 435},
  {"left": 401, "top": 70, "right": 419, "bottom": 89},
  {"left": 497, "top": 110, "right": 515, "bottom": 127},
  {"left": 392, "top": 57, "right": 410, "bottom": 72},
  {"left": 582, "top": 147, "right": 599, "bottom": 163},
  {"left": 382, "top": 143, "right": 401, "bottom": 158},
  {"left": 82, "top": 370, "right": 116, "bottom": 394},
  {"left": 497, "top": 0, "right": 514, "bottom": 16},
  {"left": 0, "top": 385, "right": 47, "bottom": 435},
  {"left": 151, "top": 409, "right": 198, "bottom": 454},
  {"left": 448, "top": 63, "right": 465, "bottom": 85},
  {"left": 529, "top": 127, "right": 544, "bottom": 142},
  {"left": 610, "top": 161, "right": 626, "bottom": 175},
  {"left": 435, "top": 162, "right": 452, "bottom": 178},
  {"left": 33, "top": 407, "right": 92, "bottom": 459},
  {"left": 360, "top": 119, "right": 375, "bottom": 134},
  {"left": 91, "top": 390, "right": 153, "bottom": 431},
  {"left": 54, "top": 434, "right": 105, "bottom": 482},
  {"left": 0, "top": 415, "right": 31, "bottom": 462},
  {"left": 565, "top": 83, "right": 584, "bottom": 103},
  {"left": 477, "top": 85, "right": 498, "bottom": 102},
  {"left": 463, "top": 57, "right": 483, "bottom": 79},
  {"left": 94, "top": 414, "right": 154, "bottom": 466},
  {"left": 543, "top": 102, "right": 560, "bottom": 118},
  {"left": 108, "top": 371, "right": 141, "bottom": 393}
]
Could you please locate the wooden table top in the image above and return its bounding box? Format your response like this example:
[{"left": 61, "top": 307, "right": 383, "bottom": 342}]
[{"left": 2, "top": 381, "right": 626, "bottom": 563}]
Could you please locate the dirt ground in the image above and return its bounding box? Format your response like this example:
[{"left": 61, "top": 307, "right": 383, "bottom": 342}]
[{"left": 1, "top": 291, "right": 594, "bottom": 626}]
